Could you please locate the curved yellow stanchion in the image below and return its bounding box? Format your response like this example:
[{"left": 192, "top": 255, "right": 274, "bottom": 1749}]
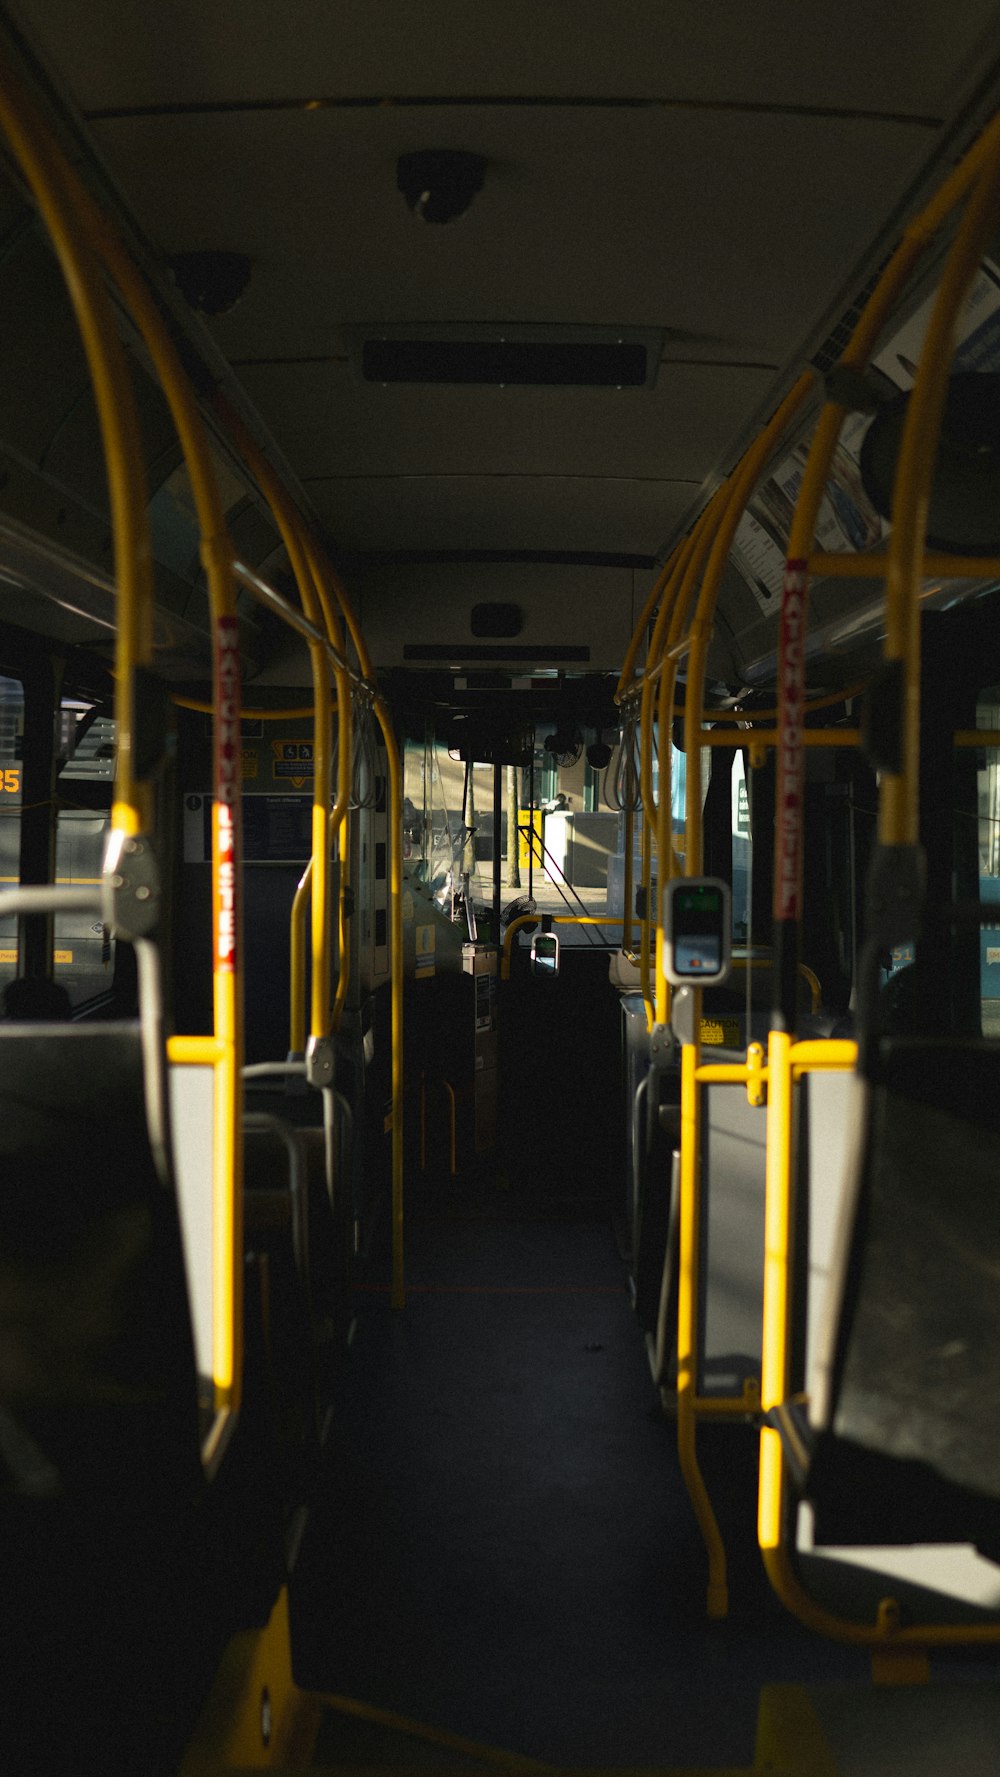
[
  {"left": 303, "top": 540, "right": 406, "bottom": 1311},
  {"left": 681, "top": 372, "right": 815, "bottom": 884},
  {"left": 652, "top": 373, "right": 816, "bottom": 1615},
  {"left": 880, "top": 124, "right": 1000, "bottom": 847},
  {"left": 212, "top": 398, "right": 343, "bottom": 1053},
  {"left": 0, "top": 68, "right": 152, "bottom": 832},
  {"left": 772, "top": 109, "right": 1000, "bottom": 1020},
  {"left": 499, "top": 914, "right": 625, "bottom": 979},
  {"left": 760, "top": 113, "right": 1000, "bottom": 1653},
  {"left": 76, "top": 199, "right": 247, "bottom": 1429}
]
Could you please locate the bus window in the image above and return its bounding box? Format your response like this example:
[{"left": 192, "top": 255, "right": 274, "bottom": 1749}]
[{"left": 55, "top": 707, "right": 116, "bottom": 1007}]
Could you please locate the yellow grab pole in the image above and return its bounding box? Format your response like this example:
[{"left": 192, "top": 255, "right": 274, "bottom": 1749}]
[
  {"left": 684, "top": 373, "right": 816, "bottom": 883},
  {"left": 332, "top": 820, "right": 352, "bottom": 1033},
  {"left": 4, "top": 73, "right": 251, "bottom": 1418},
  {"left": 289, "top": 860, "right": 312, "bottom": 1055},
  {"left": 298, "top": 532, "right": 355, "bottom": 1031},
  {"left": 0, "top": 67, "right": 152, "bottom": 833},
  {"left": 297, "top": 541, "right": 404, "bottom": 1307},
  {"left": 617, "top": 540, "right": 686, "bottom": 704},
  {"left": 639, "top": 812, "right": 655, "bottom": 1030},
  {"left": 667, "top": 373, "right": 814, "bottom": 1608},
  {"left": 646, "top": 497, "right": 728, "bottom": 1024},
  {"left": 79, "top": 190, "right": 247, "bottom": 1419},
  {"left": 640, "top": 494, "right": 725, "bottom": 830},
  {"left": 881, "top": 128, "right": 1000, "bottom": 846},
  {"left": 373, "top": 698, "right": 406, "bottom": 1309},
  {"left": 212, "top": 398, "right": 335, "bottom": 1046},
  {"left": 677, "top": 1031, "right": 728, "bottom": 1617},
  {"left": 773, "top": 111, "right": 1000, "bottom": 1015}
]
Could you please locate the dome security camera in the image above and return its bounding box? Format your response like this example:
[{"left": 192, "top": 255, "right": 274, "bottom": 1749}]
[{"left": 397, "top": 150, "right": 487, "bottom": 224}]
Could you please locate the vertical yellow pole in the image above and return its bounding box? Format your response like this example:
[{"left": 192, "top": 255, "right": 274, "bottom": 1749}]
[
  {"left": 83, "top": 218, "right": 246, "bottom": 1423},
  {"left": 7, "top": 86, "right": 253, "bottom": 1422},
  {"left": 211, "top": 399, "right": 335, "bottom": 1045},
  {"left": 375, "top": 700, "right": 406, "bottom": 1309},
  {"left": 881, "top": 132, "right": 1000, "bottom": 847},
  {"left": 677, "top": 1030, "right": 727, "bottom": 1617},
  {"left": 758, "top": 1028, "right": 794, "bottom": 1559}
]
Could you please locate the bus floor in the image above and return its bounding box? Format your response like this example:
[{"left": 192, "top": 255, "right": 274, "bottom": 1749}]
[{"left": 287, "top": 1162, "right": 875, "bottom": 1772}]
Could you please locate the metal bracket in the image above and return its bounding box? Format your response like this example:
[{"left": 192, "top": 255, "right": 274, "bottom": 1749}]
[
  {"left": 669, "top": 985, "right": 698, "bottom": 1048},
  {"left": 103, "top": 829, "right": 161, "bottom": 939},
  {"left": 305, "top": 1034, "right": 335, "bottom": 1089},
  {"left": 824, "top": 363, "right": 884, "bottom": 415},
  {"left": 649, "top": 1021, "right": 678, "bottom": 1070}
]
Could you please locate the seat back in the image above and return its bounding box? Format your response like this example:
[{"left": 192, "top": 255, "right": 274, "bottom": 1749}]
[{"left": 808, "top": 1038, "right": 1000, "bottom": 1549}]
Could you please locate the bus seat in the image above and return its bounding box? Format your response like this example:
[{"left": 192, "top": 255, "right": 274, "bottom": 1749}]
[
  {"left": 0, "top": 1020, "right": 202, "bottom": 1497},
  {"left": 0, "top": 1013, "right": 211, "bottom": 1773},
  {"left": 793, "top": 1038, "right": 1000, "bottom": 1556}
]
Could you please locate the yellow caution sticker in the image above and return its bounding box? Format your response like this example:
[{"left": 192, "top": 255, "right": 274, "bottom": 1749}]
[{"left": 700, "top": 1016, "right": 740, "bottom": 1048}]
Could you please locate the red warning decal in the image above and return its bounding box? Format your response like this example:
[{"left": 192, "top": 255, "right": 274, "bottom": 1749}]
[
  {"left": 774, "top": 560, "right": 808, "bottom": 925},
  {"left": 214, "top": 616, "right": 241, "bottom": 972}
]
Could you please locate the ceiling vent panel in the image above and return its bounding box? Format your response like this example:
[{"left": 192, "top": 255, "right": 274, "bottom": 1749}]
[{"left": 352, "top": 326, "right": 662, "bottom": 390}]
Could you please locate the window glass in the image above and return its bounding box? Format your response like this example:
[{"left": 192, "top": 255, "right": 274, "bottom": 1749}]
[{"left": 55, "top": 706, "right": 116, "bottom": 1007}]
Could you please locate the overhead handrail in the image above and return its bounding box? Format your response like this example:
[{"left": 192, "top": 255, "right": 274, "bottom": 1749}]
[
  {"left": 172, "top": 695, "right": 321, "bottom": 721},
  {"left": 759, "top": 110, "right": 1000, "bottom": 1657},
  {"left": 809, "top": 548, "right": 1000, "bottom": 580}
]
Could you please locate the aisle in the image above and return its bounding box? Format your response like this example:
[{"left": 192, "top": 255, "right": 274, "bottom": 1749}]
[{"left": 289, "top": 1180, "right": 869, "bottom": 1769}]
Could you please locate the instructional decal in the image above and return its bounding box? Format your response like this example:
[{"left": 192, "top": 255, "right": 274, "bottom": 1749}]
[{"left": 272, "top": 740, "right": 314, "bottom": 786}]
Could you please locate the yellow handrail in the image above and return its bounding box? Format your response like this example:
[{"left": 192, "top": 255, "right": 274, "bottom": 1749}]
[
  {"left": 172, "top": 695, "right": 321, "bottom": 720},
  {"left": 304, "top": 539, "right": 406, "bottom": 1312},
  {"left": 759, "top": 112, "right": 1000, "bottom": 1653},
  {"left": 616, "top": 546, "right": 679, "bottom": 704},
  {"left": 0, "top": 66, "right": 152, "bottom": 834},
  {"left": 810, "top": 549, "right": 1000, "bottom": 581},
  {"left": 682, "top": 372, "right": 816, "bottom": 886},
  {"left": 499, "top": 914, "right": 624, "bottom": 979},
  {"left": 772, "top": 109, "right": 1000, "bottom": 1002},
  {"left": 212, "top": 397, "right": 340, "bottom": 1049},
  {"left": 648, "top": 492, "right": 729, "bottom": 1023},
  {"left": 759, "top": 1036, "right": 1000, "bottom": 1648},
  {"left": 0, "top": 64, "right": 250, "bottom": 1428},
  {"left": 880, "top": 120, "right": 1000, "bottom": 847},
  {"left": 61, "top": 164, "right": 249, "bottom": 1427},
  {"left": 298, "top": 532, "right": 355, "bottom": 1035},
  {"left": 677, "top": 1037, "right": 727, "bottom": 1619},
  {"left": 703, "top": 726, "right": 860, "bottom": 750},
  {"left": 642, "top": 373, "right": 816, "bottom": 1615}
]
